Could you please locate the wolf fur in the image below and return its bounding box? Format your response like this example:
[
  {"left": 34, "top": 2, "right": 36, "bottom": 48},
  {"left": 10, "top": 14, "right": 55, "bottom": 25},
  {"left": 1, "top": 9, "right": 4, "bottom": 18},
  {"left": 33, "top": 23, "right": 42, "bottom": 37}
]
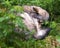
[{"left": 16, "top": 5, "right": 50, "bottom": 39}]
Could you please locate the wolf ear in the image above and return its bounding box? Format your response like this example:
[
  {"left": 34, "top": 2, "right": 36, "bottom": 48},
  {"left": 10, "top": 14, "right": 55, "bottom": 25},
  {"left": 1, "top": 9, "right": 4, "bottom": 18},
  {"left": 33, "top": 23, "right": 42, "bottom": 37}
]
[{"left": 33, "top": 7, "right": 39, "bottom": 13}]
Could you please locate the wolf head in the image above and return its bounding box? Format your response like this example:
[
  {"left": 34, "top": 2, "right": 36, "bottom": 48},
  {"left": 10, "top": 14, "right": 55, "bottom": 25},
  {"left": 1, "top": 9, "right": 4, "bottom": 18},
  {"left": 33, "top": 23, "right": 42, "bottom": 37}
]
[{"left": 23, "top": 5, "right": 49, "bottom": 21}]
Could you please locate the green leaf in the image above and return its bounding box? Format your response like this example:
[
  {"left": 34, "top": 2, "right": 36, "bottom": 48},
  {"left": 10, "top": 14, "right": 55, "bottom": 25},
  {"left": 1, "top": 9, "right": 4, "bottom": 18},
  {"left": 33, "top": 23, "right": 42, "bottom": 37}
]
[
  {"left": 13, "top": 6, "right": 23, "bottom": 12},
  {"left": 50, "top": 21, "right": 57, "bottom": 28},
  {"left": 56, "top": 36, "right": 60, "bottom": 43},
  {"left": 0, "top": 16, "right": 10, "bottom": 22}
]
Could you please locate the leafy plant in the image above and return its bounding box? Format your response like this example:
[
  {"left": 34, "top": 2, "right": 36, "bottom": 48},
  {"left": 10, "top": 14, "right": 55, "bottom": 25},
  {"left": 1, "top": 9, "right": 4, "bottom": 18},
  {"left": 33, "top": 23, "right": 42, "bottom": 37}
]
[{"left": 0, "top": 0, "right": 60, "bottom": 48}]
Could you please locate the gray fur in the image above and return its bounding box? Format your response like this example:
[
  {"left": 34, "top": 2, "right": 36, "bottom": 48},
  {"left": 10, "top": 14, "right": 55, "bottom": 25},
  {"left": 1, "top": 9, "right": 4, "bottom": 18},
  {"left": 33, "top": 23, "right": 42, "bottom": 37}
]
[{"left": 16, "top": 6, "right": 50, "bottom": 39}]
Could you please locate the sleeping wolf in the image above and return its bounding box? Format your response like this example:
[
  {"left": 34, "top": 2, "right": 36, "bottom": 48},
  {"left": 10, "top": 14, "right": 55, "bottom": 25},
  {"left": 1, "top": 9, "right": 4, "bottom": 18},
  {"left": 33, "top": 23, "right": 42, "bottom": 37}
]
[{"left": 16, "top": 5, "right": 51, "bottom": 39}]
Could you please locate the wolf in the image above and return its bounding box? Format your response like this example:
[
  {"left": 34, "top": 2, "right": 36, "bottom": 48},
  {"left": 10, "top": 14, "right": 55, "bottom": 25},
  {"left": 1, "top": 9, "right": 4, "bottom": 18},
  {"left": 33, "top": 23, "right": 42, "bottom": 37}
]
[{"left": 16, "top": 5, "right": 51, "bottom": 39}]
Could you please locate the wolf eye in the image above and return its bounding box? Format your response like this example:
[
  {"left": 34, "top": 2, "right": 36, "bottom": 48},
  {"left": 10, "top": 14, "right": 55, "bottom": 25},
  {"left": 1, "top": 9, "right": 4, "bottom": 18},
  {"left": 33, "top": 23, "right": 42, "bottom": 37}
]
[{"left": 36, "top": 12, "right": 39, "bottom": 15}]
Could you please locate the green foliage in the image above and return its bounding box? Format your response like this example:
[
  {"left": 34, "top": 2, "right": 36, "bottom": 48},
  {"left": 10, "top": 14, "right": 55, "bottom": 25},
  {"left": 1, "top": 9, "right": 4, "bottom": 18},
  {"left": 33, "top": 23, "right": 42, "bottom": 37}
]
[
  {"left": 50, "top": 21, "right": 57, "bottom": 29},
  {"left": 0, "top": 0, "right": 60, "bottom": 48},
  {"left": 56, "top": 36, "right": 60, "bottom": 43}
]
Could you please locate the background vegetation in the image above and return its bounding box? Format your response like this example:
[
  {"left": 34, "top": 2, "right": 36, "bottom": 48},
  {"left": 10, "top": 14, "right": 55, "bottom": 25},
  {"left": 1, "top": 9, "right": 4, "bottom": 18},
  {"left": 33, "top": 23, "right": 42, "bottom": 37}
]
[{"left": 0, "top": 0, "right": 60, "bottom": 48}]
